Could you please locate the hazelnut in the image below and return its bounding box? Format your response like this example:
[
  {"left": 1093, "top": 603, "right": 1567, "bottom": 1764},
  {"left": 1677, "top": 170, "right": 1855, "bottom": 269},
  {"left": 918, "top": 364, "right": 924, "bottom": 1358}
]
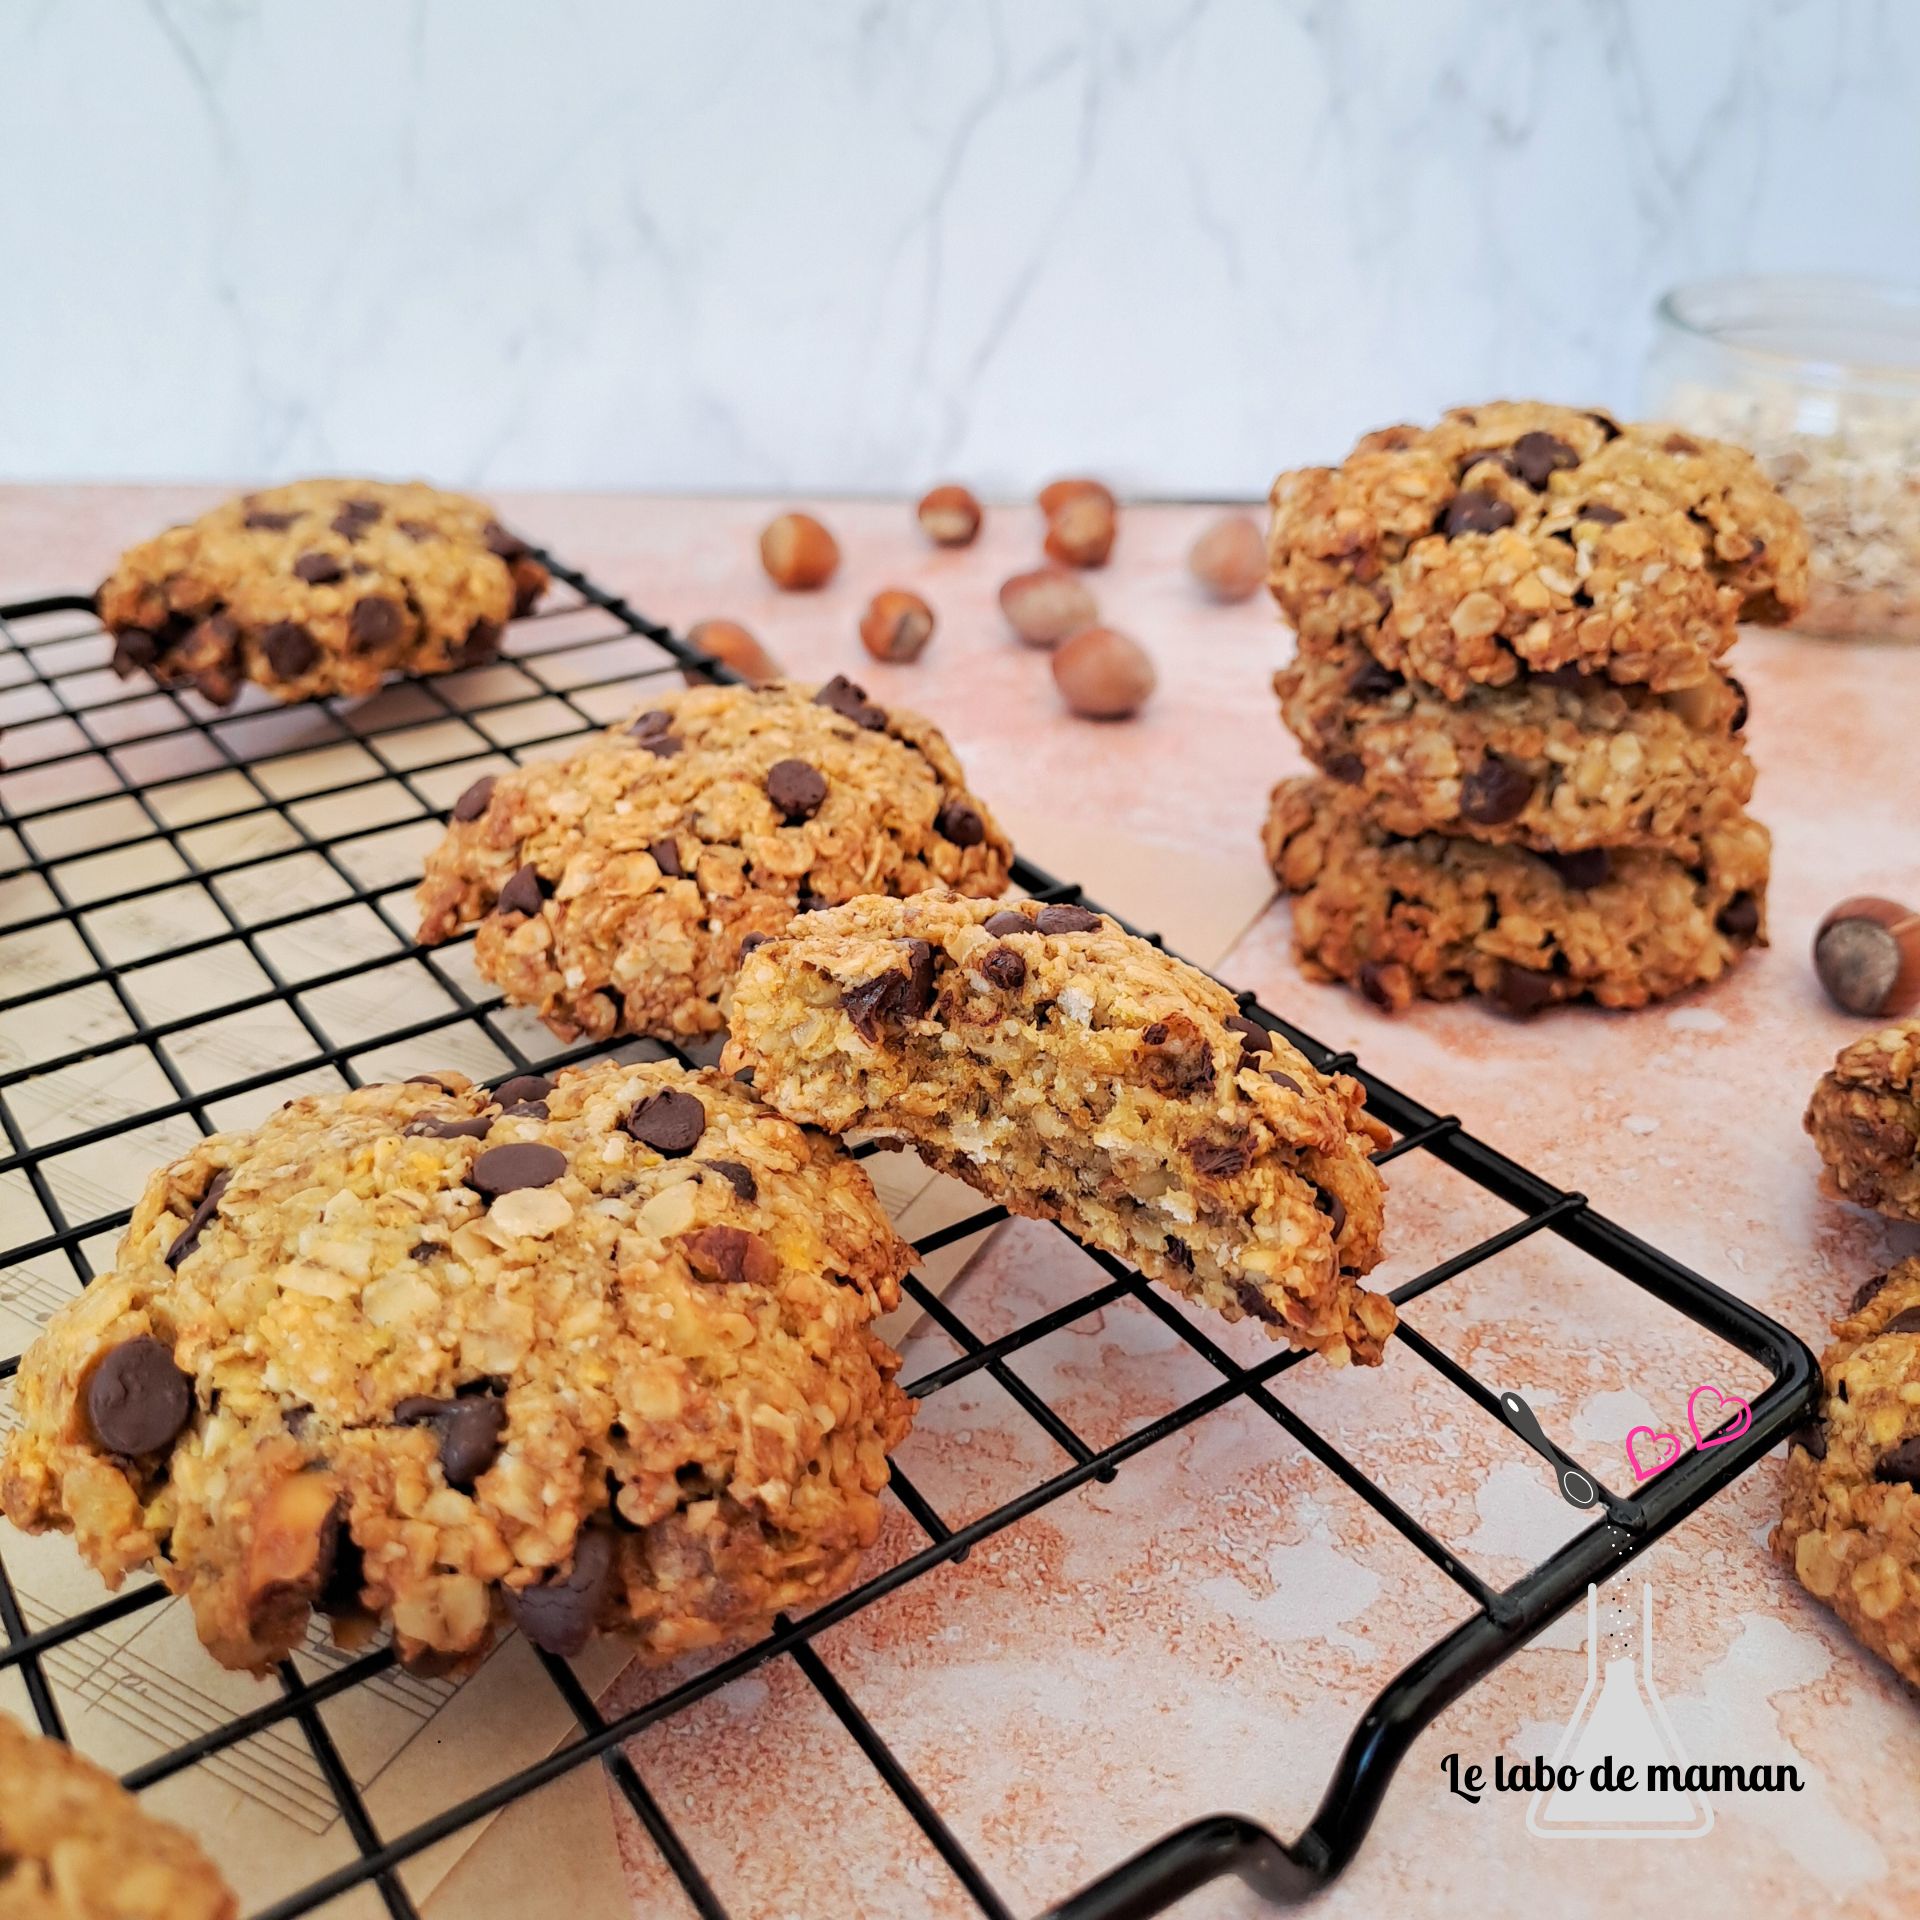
[
  {"left": 1052, "top": 625, "right": 1155, "bottom": 720},
  {"left": 1040, "top": 478, "right": 1116, "bottom": 569},
  {"left": 759, "top": 512, "right": 839, "bottom": 591},
  {"left": 685, "top": 618, "right": 781, "bottom": 687},
  {"left": 1814, "top": 896, "right": 1920, "bottom": 1017},
  {"left": 998, "top": 567, "right": 1098, "bottom": 648},
  {"left": 1187, "top": 513, "right": 1267, "bottom": 603},
  {"left": 1038, "top": 477, "right": 1115, "bottom": 518},
  {"left": 916, "top": 484, "right": 983, "bottom": 547},
  {"left": 859, "top": 588, "right": 936, "bottom": 663}
]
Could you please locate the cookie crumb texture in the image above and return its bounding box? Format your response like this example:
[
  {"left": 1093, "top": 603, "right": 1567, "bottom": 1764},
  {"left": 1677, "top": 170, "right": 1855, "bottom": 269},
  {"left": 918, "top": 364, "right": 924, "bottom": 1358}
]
[
  {"left": 1805, "top": 1018, "right": 1920, "bottom": 1223},
  {"left": 0, "top": 1714, "right": 235, "bottom": 1920},
  {"left": 1264, "top": 775, "right": 1769, "bottom": 1014},
  {"left": 0, "top": 1063, "right": 914, "bottom": 1674},
  {"left": 722, "top": 892, "right": 1396, "bottom": 1364},
  {"left": 416, "top": 679, "right": 1012, "bottom": 1042},
  {"left": 97, "top": 478, "right": 548, "bottom": 706},
  {"left": 1773, "top": 1259, "right": 1920, "bottom": 1689},
  {"left": 1268, "top": 402, "right": 1809, "bottom": 698}
]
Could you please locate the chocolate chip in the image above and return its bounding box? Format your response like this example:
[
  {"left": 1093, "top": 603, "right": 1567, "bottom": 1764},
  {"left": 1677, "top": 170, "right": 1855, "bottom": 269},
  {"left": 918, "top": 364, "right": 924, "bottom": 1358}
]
[
  {"left": 766, "top": 758, "right": 827, "bottom": 823},
  {"left": 331, "top": 502, "right": 382, "bottom": 539},
  {"left": 1269, "top": 1070, "right": 1303, "bottom": 1094},
  {"left": 409, "top": 1242, "right": 441, "bottom": 1263},
  {"left": 1441, "top": 490, "right": 1516, "bottom": 539},
  {"left": 483, "top": 520, "right": 529, "bottom": 561},
  {"left": 1851, "top": 1273, "right": 1890, "bottom": 1314},
  {"left": 739, "top": 931, "right": 771, "bottom": 960},
  {"left": 349, "top": 596, "right": 403, "bottom": 651},
  {"left": 499, "top": 1101, "right": 548, "bottom": 1119},
  {"left": 452, "top": 775, "right": 496, "bottom": 823},
  {"left": 1874, "top": 1437, "right": 1920, "bottom": 1489},
  {"left": 112, "top": 628, "right": 160, "bottom": 671},
  {"left": 1533, "top": 663, "right": 1591, "bottom": 689},
  {"left": 397, "top": 518, "right": 437, "bottom": 541},
  {"left": 1882, "top": 1308, "right": 1920, "bottom": 1336},
  {"left": 507, "top": 1530, "right": 613, "bottom": 1657},
  {"left": 461, "top": 617, "right": 503, "bottom": 662},
  {"left": 984, "top": 910, "right": 1032, "bottom": 936},
  {"left": 623, "top": 1090, "right": 706, "bottom": 1156},
  {"left": 703, "top": 1160, "right": 758, "bottom": 1203},
  {"left": 1035, "top": 904, "right": 1103, "bottom": 935},
  {"left": 396, "top": 1391, "right": 508, "bottom": 1488},
  {"left": 1577, "top": 502, "right": 1625, "bottom": 526},
  {"left": 1459, "top": 757, "right": 1535, "bottom": 826},
  {"left": 1510, "top": 431, "right": 1579, "bottom": 490},
  {"left": 469, "top": 1142, "right": 566, "bottom": 1196},
  {"left": 1357, "top": 962, "right": 1395, "bottom": 1011},
  {"left": 1716, "top": 892, "right": 1760, "bottom": 941},
  {"left": 405, "top": 1115, "right": 492, "bottom": 1140},
  {"left": 1664, "top": 433, "right": 1701, "bottom": 456},
  {"left": 244, "top": 508, "right": 300, "bottom": 531},
  {"left": 1326, "top": 753, "right": 1365, "bottom": 786},
  {"left": 1586, "top": 411, "right": 1622, "bottom": 441},
  {"left": 1164, "top": 1236, "right": 1194, "bottom": 1272},
  {"left": 1232, "top": 1280, "right": 1287, "bottom": 1326},
  {"left": 841, "top": 939, "right": 936, "bottom": 1042},
  {"left": 980, "top": 945, "right": 1026, "bottom": 990},
  {"left": 1140, "top": 1016, "right": 1215, "bottom": 1097},
  {"left": 1347, "top": 656, "right": 1404, "bottom": 699},
  {"left": 1315, "top": 1187, "right": 1347, "bottom": 1239},
  {"left": 165, "top": 1170, "right": 231, "bottom": 1268},
  {"left": 493, "top": 1075, "right": 553, "bottom": 1108},
  {"left": 1541, "top": 848, "right": 1611, "bottom": 889},
  {"left": 1789, "top": 1421, "right": 1827, "bottom": 1462},
  {"left": 1494, "top": 963, "right": 1556, "bottom": 1016},
  {"left": 936, "top": 800, "right": 986, "bottom": 847},
  {"left": 677, "top": 1224, "right": 780, "bottom": 1288},
  {"left": 628, "top": 709, "right": 674, "bottom": 739},
  {"left": 85, "top": 1338, "right": 194, "bottom": 1456},
  {"left": 407, "top": 1074, "right": 461, "bottom": 1092},
  {"left": 1727, "top": 675, "right": 1749, "bottom": 733},
  {"left": 1224, "top": 1013, "right": 1272, "bottom": 1059},
  {"left": 496, "top": 864, "right": 546, "bottom": 918},
  {"left": 1189, "top": 1136, "right": 1253, "bottom": 1178},
  {"left": 293, "top": 551, "right": 345, "bottom": 585},
  {"left": 650, "top": 837, "right": 682, "bottom": 878},
  {"left": 814, "top": 674, "right": 887, "bottom": 729},
  {"left": 263, "top": 621, "right": 318, "bottom": 679}
]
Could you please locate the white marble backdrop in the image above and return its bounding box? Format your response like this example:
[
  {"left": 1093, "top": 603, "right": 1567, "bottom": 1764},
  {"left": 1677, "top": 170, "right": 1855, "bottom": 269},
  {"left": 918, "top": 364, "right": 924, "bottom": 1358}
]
[{"left": 1, "top": 0, "right": 1915, "bottom": 494}]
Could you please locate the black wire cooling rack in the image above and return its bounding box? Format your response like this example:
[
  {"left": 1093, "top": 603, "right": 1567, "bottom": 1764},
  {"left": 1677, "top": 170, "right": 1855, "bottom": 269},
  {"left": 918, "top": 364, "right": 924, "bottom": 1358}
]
[{"left": 0, "top": 552, "right": 1819, "bottom": 1920}]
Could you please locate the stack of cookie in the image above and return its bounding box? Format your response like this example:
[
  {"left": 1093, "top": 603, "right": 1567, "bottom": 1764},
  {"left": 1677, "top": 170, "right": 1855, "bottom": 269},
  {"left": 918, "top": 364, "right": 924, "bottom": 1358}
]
[{"left": 1259, "top": 403, "right": 1811, "bottom": 1014}]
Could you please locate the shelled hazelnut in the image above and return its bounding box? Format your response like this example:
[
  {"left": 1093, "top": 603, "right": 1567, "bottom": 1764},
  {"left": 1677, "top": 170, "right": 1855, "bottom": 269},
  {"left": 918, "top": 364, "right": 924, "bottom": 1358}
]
[
  {"left": 759, "top": 512, "right": 840, "bottom": 590},
  {"left": 1814, "top": 897, "right": 1920, "bottom": 1016},
  {"left": 1052, "top": 625, "right": 1154, "bottom": 719},
  {"left": 859, "top": 588, "right": 936, "bottom": 663},
  {"left": 916, "top": 484, "right": 983, "bottom": 547},
  {"left": 998, "top": 568, "right": 1098, "bottom": 648},
  {"left": 1039, "top": 477, "right": 1116, "bottom": 568},
  {"left": 685, "top": 619, "right": 781, "bottom": 686},
  {"left": 1187, "top": 513, "right": 1266, "bottom": 603}
]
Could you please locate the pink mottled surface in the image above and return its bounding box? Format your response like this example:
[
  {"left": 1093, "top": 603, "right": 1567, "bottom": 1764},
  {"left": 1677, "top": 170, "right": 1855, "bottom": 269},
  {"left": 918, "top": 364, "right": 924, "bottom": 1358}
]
[{"left": 5, "top": 487, "right": 1918, "bottom": 1920}]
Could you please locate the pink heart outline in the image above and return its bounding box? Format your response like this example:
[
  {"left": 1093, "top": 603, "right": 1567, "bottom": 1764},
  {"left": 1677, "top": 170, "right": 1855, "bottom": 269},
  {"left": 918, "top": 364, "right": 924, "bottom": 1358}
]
[
  {"left": 1624, "top": 1426, "right": 1682, "bottom": 1482},
  {"left": 1688, "top": 1382, "right": 1753, "bottom": 1450}
]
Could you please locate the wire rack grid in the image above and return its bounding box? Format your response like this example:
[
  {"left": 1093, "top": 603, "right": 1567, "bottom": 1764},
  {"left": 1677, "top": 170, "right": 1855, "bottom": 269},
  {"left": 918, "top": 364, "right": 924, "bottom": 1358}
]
[{"left": 0, "top": 551, "right": 1818, "bottom": 1920}]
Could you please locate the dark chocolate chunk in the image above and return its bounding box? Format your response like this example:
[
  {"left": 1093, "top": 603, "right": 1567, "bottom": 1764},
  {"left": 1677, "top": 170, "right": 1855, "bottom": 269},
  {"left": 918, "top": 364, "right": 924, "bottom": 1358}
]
[
  {"left": 1164, "top": 1236, "right": 1194, "bottom": 1272},
  {"left": 507, "top": 1529, "right": 614, "bottom": 1657},
  {"left": 1727, "top": 675, "right": 1749, "bottom": 733},
  {"left": 496, "top": 864, "right": 546, "bottom": 918},
  {"left": 703, "top": 1159, "right": 758, "bottom": 1203},
  {"left": 1326, "top": 753, "right": 1365, "bottom": 786},
  {"left": 1577, "top": 502, "right": 1625, "bottom": 526},
  {"left": 1494, "top": 963, "right": 1556, "bottom": 1016},
  {"left": 1232, "top": 1279, "right": 1287, "bottom": 1326},
  {"left": 1533, "top": 663, "right": 1591, "bottom": 689},
  {"left": 1851, "top": 1272, "right": 1890, "bottom": 1315},
  {"left": 650, "top": 837, "right": 682, "bottom": 878},
  {"left": 499, "top": 1100, "right": 548, "bottom": 1119},
  {"left": 935, "top": 799, "right": 985, "bottom": 846},
  {"left": 85, "top": 1338, "right": 194, "bottom": 1456},
  {"left": 1035, "top": 903, "right": 1103, "bottom": 935},
  {"left": 1541, "top": 848, "right": 1611, "bottom": 889},
  {"left": 627, "top": 709, "right": 673, "bottom": 740},
  {"left": 244, "top": 508, "right": 300, "bottom": 531},
  {"left": 1789, "top": 1421, "right": 1827, "bottom": 1461},
  {"left": 1510, "top": 431, "right": 1579, "bottom": 490},
  {"left": 461, "top": 617, "right": 503, "bottom": 662},
  {"left": 623, "top": 1089, "right": 706, "bottom": 1156},
  {"left": 1189, "top": 1135, "right": 1253, "bottom": 1178},
  {"left": 1224, "top": 1013, "right": 1272, "bottom": 1059},
  {"left": 841, "top": 939, "right": 936, "bottom": 1042},
  {"left": 766, "top": 758, "right": 828, "bottom": 823},
  {"left": 1874, "top": 1436, "right": 1920, "bottom": 1489},
  {"left": 1315, "top": 1187, "right": 1347, "bottom": 1239},
  {"left": 1346, "top": 656, "right": 1404, "bottom": 699},
  {"left": 293, "top": 550, "right": 345, "bottom": 585},
  {"left": 1716, "top": 892, "right": 1760, "bottom": 941},
  {"left": 1882, "top": 1308, "right": 1920, "bottom": 1337},
  {"left": 493, "top": 1075, "right": 553, "bottom": 1108},
  {"left": 739, "top": 931, "right": 771, "bottom": 959},
  {"left": 1268, "top": 1070, "right": 1303, "bottom": 1094},
  {"left": 165, "top": 1170, "right": 231, "bottom": 1268},
  {"left": 677, "top": 1224, "right": 779, "bottom": 1288},
  {"left": 1441, "top": 490, "right": 1516, "bottom": 539},
  {"left": 112, "top": 628, "right": 161, "bottom": 672},
  {"left": 980, "top": 945, "right": 1026, "bottom": 990},
  {"left": 349, "top": 596, "right": 403, "bottom": 651},
  {"left": 407, "top": 1074, "right": 460, "bottom": 1092},
  {"left": 1140, "top": 1016, "right": 1215, "bottom": 1097},
  {"left": 405, "top": 1114, "right": 492, "bottom": 1140},
  {"left": 1357, "top": 962, "right": 1395, "bottom": 1011},
  {"left": 468, "top": 1142, "right": 566, "bottom": 1196},
  {"left": 1459, "top": 757, "right": 1535, "bottom": 826},
  {"left": 814, "top": 674, "right": 887, "bottom": 729},
  {"left": 483, "top": 520, "right": 529, "bottom": 561},
  {"left": 984, "top": 910, "right": 1032, "bottom": 936},
  {"left": 452, "top": 776, "right": 497, "bottom": 822},
  {"left": 397, "top": 517, "right": 437, "bottom": 541},
  {"left": 263, "top": 621, "right": 318, "bottom": 679},
  {"left": 396, "top": 1391, "right": 508, "bottom": 1488}
]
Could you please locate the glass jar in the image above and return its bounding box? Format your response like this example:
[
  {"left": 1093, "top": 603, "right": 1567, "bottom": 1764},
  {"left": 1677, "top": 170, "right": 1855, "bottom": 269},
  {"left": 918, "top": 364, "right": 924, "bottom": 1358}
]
[{"left": 1642, "top": 275, "right": 1920, "bottom": 640}]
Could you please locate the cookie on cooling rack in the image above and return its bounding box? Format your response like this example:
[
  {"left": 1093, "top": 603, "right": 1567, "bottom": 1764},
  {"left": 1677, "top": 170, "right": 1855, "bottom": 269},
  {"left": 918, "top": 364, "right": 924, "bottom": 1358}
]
[
  {"left": 0, "top": 1712, "right": 235, "bottom": 1920},
  {"left": 1268, "top": 402, "right": 1808, "bottom": 699},
  {"left": 416, "top": 676, "right": 1013, "bottom": 1043},
  {"left": 721, "top": 891, "right": 1396, "bottom": 1365},
  {"left": 1805, "top": 1017, "right": 1920, "bottom": 1224},
  {"left": 1774, "top": 1258, "right": 1920, "bottom": 1689},
  {"left": 97, "top": 478, "right": 548, "bottom": 706},
  {"left": 0, "top": 1061, "right": 914, "bottom": 1674}
]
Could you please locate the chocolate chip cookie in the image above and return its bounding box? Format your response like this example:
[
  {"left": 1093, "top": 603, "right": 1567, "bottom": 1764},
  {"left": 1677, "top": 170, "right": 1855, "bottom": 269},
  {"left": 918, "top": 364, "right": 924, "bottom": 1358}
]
[
  {"left": 0, "top": 1062, "right": 914, "bottom": 1674},
  {"left": 0, "top": 1713, "right": 235, "bottom": 1920},
  {"left": 1805, "top": 1018, "right": 1920, "bottom": 1223},
  {"left": 98, "top": 479, "right": 548, "bottom": 706},
  {"left": 1774, "top": 1259, "right": 1920, "bottom": 1689},
  {"left": 1264, "top": 775, "right": 1769, "bottom": 1014},
  {"left": 416, "top": 677, "right": 1012, "bottom": 1043},
  {"left": 722, "top": 892, "right": 1396, "bottom": 1365},
  {"left": 1268, "top": 402, "right": 1809, "bottom": 698},
  {"left": 1276, "top": 636, "right": 1753, "bottom": 859}
]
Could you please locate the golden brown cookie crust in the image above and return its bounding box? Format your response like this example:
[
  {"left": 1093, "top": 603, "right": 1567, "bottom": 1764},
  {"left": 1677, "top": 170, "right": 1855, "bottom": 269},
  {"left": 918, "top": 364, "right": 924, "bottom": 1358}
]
[
  {"left": 1268, "top": 402, "right": 1809, "bottom": 698},
  {"left": 1805, "top": 1018, "right": 1920, "bottom": 1224},
  {"left": 0, "top": 1062, "right": 914, "bottom": 1674},
  {"left": 97, "top": 478, "right": 548, "bottom": 706},
  {"left": 1773, "top": 1259, "right": 1920, "bottom": 1690},
  {"left": 722, "top": 891, "right": 1395, "bottom": 1365},
  {"left": 1263, "top": 774, "right": 1769, "bottom": 1014},
  {"left": 0, "top": 1714, "right": 235, "bottom": 1920},
  {"left": 416, "top": 677, "right": 1013, "bottom": 1043}
]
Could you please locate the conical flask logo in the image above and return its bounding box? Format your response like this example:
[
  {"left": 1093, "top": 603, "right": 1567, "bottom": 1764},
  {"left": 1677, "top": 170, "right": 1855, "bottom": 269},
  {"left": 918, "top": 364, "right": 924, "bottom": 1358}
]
[{"left": 1526, "top": 1581, "right": 1712, "bottom": 1839}]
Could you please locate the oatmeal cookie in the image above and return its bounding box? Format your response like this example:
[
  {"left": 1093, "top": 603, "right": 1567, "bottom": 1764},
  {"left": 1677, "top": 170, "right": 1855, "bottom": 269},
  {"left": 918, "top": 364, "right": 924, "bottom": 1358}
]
[
  {"left": 97, "top": 478, "right": 548, "bottom": 706},
  {"left": 1268, "top": 402, "right": 1809, "bottom": 698},
  {"left": 1774, "top": 1259, "right": 1920, "bottom": 1689},
  {"left": 0, "top": 1713, "right": 234, "bottom": 1920},
  {"left": 1276, "top": 637, "right": 1753, "bottom": 859},
  {"left": 722, "top": 892, "right": 1396, "bottom": 1364},
  {"left": 416, "top": 676, "right": 1012, "bottom": 1043},
  {"left": 1805, "top": 1018, "right": 1920, "bottom": 1223},
  {"left": 0, "top": 1062, "right": 914, "bottom": 1674},
  {"left": 1263, "top": 775, "right": 1769, "bottom": 1014}
]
